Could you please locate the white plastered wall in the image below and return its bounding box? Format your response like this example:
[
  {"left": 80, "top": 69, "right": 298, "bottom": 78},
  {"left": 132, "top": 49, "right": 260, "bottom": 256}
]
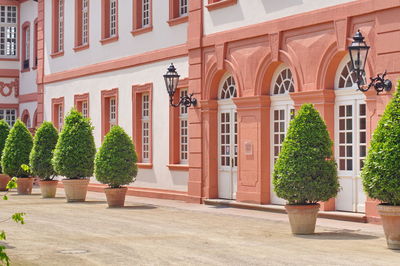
[
  {"left": 44, "top": 57, "right": 189, "bottom": 192},
  {"left": 19, "top": 0, "right": 38, "bottom": 96},
  {"left": 44, "top": 0, "right": 188, "bottom": 75},
  {"left": 204, "top": 0, "right": 357, "bottom": 35}
]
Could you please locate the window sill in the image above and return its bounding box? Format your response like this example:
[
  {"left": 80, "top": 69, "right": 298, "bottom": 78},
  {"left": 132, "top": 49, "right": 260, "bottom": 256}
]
[
  {"left": 206, "top": 0, "right": 237, "bottom": 11},
  {"left": 73, "top": 43, "right": 89, "bottom": 52},
  {"left": 137, "top": 163, "right": 153, "bottom": 169},
  {"left": 100, "top": 35, "right": 119, "bottom": 45},
  {"left": 167, "top": 15, "right": 188, "bottom": 27},
  {"left": 131, "top": 26, "right": 153, "bottom": 36},
  {"left": 32, "top": 66, "right": 37, "bottom": 70},
  {"left": 167, "top": 164, "right": 189, "bottom": 171},
  {"left": 50, "top": 51, "right": 64, "bottom": 58},
  {"left": 21, "top": 68, "right": 30, "bottom": 73}
]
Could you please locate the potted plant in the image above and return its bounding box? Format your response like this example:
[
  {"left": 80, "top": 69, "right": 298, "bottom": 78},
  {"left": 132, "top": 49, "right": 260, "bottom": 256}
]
[
  {"left": 29, "top": 122, "right": 59, "bottom": 198},
  {"left": 95, "top": 126, "right": 138, "bottom": 207},
  {"left": 1, "top": 120, "right": 33, "bottom": 195},
  {"left": 273, "top": 104, "right": 339, "bottom": 234},
  {"left": 362, "top": 83, "right": 400, "bottom": 249},
  {"left": 52, "top": 109, "right": 96, "bottom": 202},
  {"left": 0, "top": 120, "right": 10, "bottom": 191}
]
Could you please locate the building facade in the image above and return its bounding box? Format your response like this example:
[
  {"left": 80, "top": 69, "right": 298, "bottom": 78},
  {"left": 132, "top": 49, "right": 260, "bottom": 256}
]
[{"left": 1, "top": 0, "right": 400, "bottom": 222}]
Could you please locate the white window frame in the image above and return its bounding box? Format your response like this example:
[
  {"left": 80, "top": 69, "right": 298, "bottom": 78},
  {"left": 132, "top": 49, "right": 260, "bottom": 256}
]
[
  {"left": 25, "top": 26, "right": 30, "bottom": 61},
  {"left": 58, "top": 0, "right": 64, "bottom": 52},
  {"left": 58, "top": 104, "right": 63, "bottom": 131},
  {"left": 179, "top": 89, "right": 188, "bottom": 164},
  {"left": 109, "top": 0, "right": 117, "bottom": 37},
  {"left": 142, "top": 93, "right": 150, "bottom": 163},
  {"left": 179, "top": 0, "right": 187, "bottom": 16},
  {"left": 109, "top": 97, "right": 116, "bottom": 126},
  {"left": 82, "top": 100, "right": 88, "bottom": 118},
  {"left": 82, "top": 0, "right": 89, "bottom": 45},
  {"left": 272, "top": 64, "right": 295, "bottom": 95},
  {"left": 0, "top": 5, "right": 17, "bottom": 58},
  {"left": 0, "top": 109, "right": 16, "bottom": 126},
  {"left": 142, "top": 0, "right": 150, "bottom": 27}
]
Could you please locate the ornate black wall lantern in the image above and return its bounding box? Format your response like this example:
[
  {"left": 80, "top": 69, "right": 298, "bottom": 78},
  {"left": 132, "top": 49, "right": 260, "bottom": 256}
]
[
  {"left": 163, "top": 63, "right": 197, "bottom": 107},
  {"left": 348, "top": 30, "right": 392, "bottom": 94}
]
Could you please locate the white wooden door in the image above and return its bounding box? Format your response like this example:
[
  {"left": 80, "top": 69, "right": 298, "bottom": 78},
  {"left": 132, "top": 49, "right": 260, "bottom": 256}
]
[
  {"left": 335, "top": 100, "right": 367, "bottom": 212},
  {"left": 270, "top": 104, "right": 295, "bottom": 205},
  {"left": 218, "top": 105, "right": 238, "bottom": 199}
]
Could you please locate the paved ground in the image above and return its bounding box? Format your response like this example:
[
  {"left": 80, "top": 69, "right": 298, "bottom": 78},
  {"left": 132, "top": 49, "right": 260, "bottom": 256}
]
[{"left": 1, "top": 188, "right": 399, "bottom": 266}]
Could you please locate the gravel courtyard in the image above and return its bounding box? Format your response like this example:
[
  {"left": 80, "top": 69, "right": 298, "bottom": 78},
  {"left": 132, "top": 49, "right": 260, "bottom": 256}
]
[{"left": 1, "top": 188, "right": 399, "bottom": 266}]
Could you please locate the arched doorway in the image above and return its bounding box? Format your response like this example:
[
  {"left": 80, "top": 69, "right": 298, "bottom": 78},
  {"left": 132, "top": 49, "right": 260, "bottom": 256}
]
[
  {"left": 334, "top": 56, "right": 366, "bottom": 213},
  {"left": 218, "top": 74, "right": 238, "bottom": 199},
  {"left": 21, "top": 109, "right": 31, "bottom": 128},
  {"left": 269, "top": 64, "right": 295, "bottom": 205}
]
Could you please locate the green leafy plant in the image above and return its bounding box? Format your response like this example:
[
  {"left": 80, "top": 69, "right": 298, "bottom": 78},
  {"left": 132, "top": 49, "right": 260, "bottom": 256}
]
[
  {"left": 0, "top": 120, "right": 10, "bottom": 174},
  {"left": 362, "top": 82, "right": 400, "bottom": 205},
  {"left": 29, "top": 122, "right": 58, "bottom": 181},
  {"left": 0, "top": 178, "right": 26, "bottom": 266},
  {"left": 95, "top": 126, "right": 138, "bottom": 188},
  {"left": 52, "top": 109, "right": 96, "bottom": 179},
  {"left": 273, "top": 104, "right": 339, "bottom": 205},
  {"left": 1, "top": 120, "right": 33, "bottom": 178}
]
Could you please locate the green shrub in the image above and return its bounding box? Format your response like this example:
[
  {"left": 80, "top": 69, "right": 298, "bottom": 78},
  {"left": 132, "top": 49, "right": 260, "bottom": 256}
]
[
  {"left": 362, "top": 82, "right": 400, "bottom": 205},
  {"left": 273, "top": 104, "right": 339, "bottom": 205},
  {"left": 52, "top": 109, "right": 96, "bottom": 179},
  {"left": 95, "top": 126, "right": 138, "bottom": 188},
  {"left": 1, "top": 120, "right": 33, "bottom": 177},
  {"left": 29, "top": 122, "right": 58, "bottom": 180},
  {"left": 0, "top": 120, "right": 10, "bottom": 174}
]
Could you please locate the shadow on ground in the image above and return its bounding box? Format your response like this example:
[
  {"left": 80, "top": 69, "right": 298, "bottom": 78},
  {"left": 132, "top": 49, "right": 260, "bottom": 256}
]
[
  {"left": 108, "top": 205, "right": 157, "bottom": 210},
  {"left": 296, "top": 229, "right": 379, "bottom": 240}
]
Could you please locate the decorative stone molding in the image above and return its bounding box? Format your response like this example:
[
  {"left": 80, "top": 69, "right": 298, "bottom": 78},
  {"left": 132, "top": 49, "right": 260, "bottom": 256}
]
[{"left": 0, "top": 78, "right": 19, "bottom": 97}]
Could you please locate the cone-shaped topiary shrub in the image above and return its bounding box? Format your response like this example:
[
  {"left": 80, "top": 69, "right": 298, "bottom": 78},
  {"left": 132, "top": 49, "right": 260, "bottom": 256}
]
[
  {"left": 273, "top": 104, "right": 339, "bottom": 205},
  {"left": 0, "top": 120, "right": 10, "bottom": 174},
  {"left": 29, "top": 122, "right": 58, "bottom": 181},
  {"left": 52, "top": 109, "right": 96, "bottom": 179},
  {"left": 362, "top": 82, "right": 400, "bottom": 205},
  {"left": 1, "top": 120, "right": 33, "bottom": 177},
  {"left": 95, "top": 125, "right": 138, "bottom": 188}
]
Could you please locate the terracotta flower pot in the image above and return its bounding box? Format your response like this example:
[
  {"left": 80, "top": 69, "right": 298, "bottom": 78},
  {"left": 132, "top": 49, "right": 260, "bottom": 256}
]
[
  {"left": 0, "top": 174, "right": 10, "bottom": 191},
  {"left": 105, "top": 187, "right": 128, "bottom": 208},
  {"left": 285, "top": 203, "right": 320, "bottom": 235},
  {"left": 62, "top": 179, "right": 90, "bottom": 202},
  {"left": 16, "top": 177, "right": 34, "bottom": 195},
  {"left": 39, "top": 180, "right": 59, "bottom": 198},
  {"left": 377, "top": 204, "right": 400, "bottom": 249}
]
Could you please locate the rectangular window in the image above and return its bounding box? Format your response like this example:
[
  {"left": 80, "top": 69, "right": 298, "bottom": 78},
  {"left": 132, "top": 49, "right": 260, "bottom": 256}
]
[
  {"left": 110, "top": 97, "right": 117, "bottom": 126},
  {"left": 52, "top": 0, "right": 64, "bottom": 54},
  {"left": 132, "top": 84, "right": 152, "bottom": 167},
  {"left": 179, "top": 89, "right": 188, "bottom": 163},
  {"left": 58, "top": 0, "right": 64, "bottom": 51},
  {"left": 58, "top": 104, "right": 64, "bottom": 131},
  {"left": 110, "top": 0, "right": 117, "bottom": 37},
  {"left": 52, "top": 97, "right": 64, "bottom": 131},
  {"left": 337, "top": 102, "right": 367, "bottom": 172},
  {"left": 0, "top": 5, "right": 17, "bottom": 57},
  {"left": 22, "top": 24, "right": 30, "bottom": 70},
  {"left": 142, "top": 93, "right": 150, "bottom": 162},
  {"left": 142, "top": 0, "right": 150, "bottom": 27},
  {"left": 33, "top": 20, "right": 38, "bottom": 67},
  {"left": 82, "top": 0, "right": 89, "bottom": 45},
  {"left": 0, "top": 109, "right": 16, "bottom": 126},
  {"left": 272, "top": 106, "right": 295, "bottom": 164},
  {"left": 101, "top": 89, "right": 118, "bottom": 139},
  {"left": 179, "top": 0, "right": 188, "bottom": 16},
  {"left": 82, "top": 100, "right": 88, "bottom": 118}
]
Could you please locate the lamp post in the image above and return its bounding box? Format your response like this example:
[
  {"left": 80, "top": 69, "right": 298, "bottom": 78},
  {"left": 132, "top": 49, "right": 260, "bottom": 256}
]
[
  {"left": 163, "top": 63, "right": 197, "bottom": 107},
  {"left": 348, "top": 30, "right": 392, "bottom": 94}
]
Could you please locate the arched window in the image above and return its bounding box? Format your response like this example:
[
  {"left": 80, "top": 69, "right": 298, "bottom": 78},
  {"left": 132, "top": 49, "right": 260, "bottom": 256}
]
[
  {"left": 273, "top": 67, "right": 294, "bottom": 95},
  {"left": 219, "top": 76, "right": 237, "bottom": 100},
  {"left": 337, "top": 60, "right": 366, "bottom": 89}
]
